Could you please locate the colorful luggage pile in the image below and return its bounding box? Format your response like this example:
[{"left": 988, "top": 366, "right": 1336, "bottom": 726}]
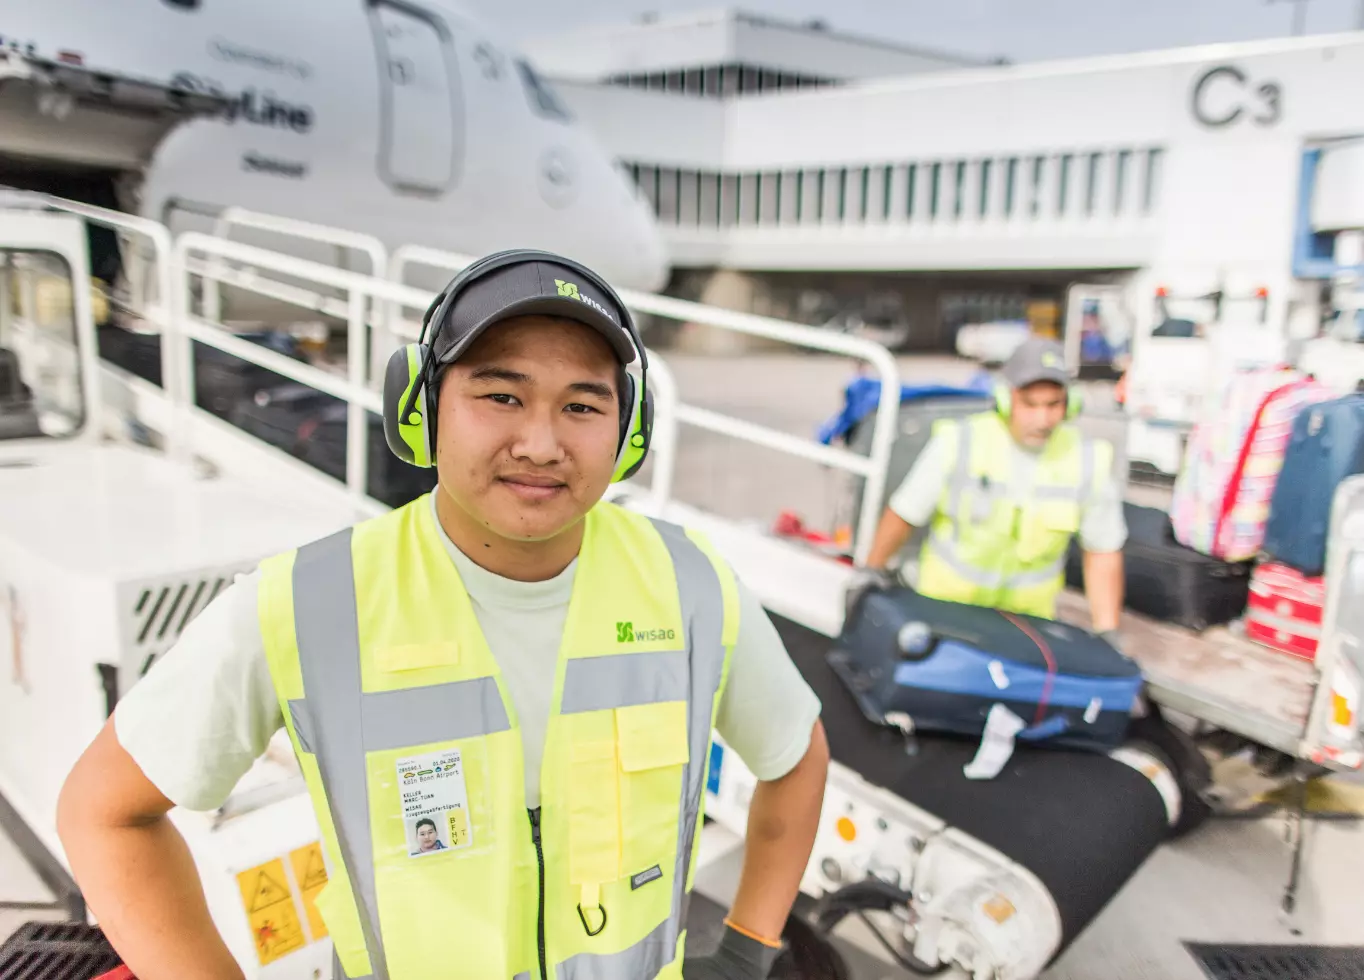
[{"left": 1164, "top": 366, "right": 1364, "bottom": 661}]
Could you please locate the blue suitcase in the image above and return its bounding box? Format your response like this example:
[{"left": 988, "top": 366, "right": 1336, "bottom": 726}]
[
  {"left": 1263, "top": 394, "right": 1364, "bottom": 577},
  {"left": 828, "top": 587, "right": 1143, "bottom": 752}
]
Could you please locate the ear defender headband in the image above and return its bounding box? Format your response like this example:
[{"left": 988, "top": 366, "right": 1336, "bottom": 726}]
[
  {"left": 381, "top": 249, "right": 653, "bottom": 484},
  {"left": 994, "top": 382, "right": 1082, "bottom": 421}
]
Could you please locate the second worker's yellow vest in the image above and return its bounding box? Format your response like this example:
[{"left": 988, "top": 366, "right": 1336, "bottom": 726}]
[
  {"left": 256, "top": 495, "right": 739, "bottom": 979},
  {"left": 917, "top": 412, "right": 1110, "bottom": 619}
]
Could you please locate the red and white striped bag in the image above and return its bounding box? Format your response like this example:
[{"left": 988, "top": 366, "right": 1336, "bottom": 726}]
[{"left": 1245, "top": 561, "right": 1326, "bottom": 661}]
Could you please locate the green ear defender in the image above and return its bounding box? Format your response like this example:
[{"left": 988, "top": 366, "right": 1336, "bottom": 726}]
[
  {"left": 382, "top": 249, "right": 653, "bottom": 483},
  {"left": 994, "top": 382, "right": 1083, "bottom": 421}
]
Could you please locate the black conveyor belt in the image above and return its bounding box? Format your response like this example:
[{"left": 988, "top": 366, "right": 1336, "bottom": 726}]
[{"left": 771, "top": 614, "right": 1169, "bottom": 953}]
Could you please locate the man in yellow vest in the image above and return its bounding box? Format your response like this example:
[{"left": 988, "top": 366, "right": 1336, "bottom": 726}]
[
  {"left": 57, "top": 250, "right": 830, "bottom": 980},
  {"left": 854, "top": 336, "right": 1126, "bottom": 640}
]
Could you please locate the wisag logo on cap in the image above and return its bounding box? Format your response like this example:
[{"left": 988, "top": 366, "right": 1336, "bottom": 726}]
[{"left": 555, "top": 279, "right": 617, "bottom": 324}]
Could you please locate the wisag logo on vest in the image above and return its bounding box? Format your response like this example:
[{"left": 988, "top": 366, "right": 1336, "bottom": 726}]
[{"left": 616, "top": 622, "right": 676, "bottom": 643}]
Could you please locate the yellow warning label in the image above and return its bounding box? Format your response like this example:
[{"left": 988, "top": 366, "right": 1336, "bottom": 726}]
[
  {"left": 289, "top": 842, "right": 330, "bottom": 941},
  {"left": 447, "top": 807, "right": 470, "bottom": 849},
  {"left": 236, "top": 857, "right": 306, "bottom": 965},
  {"left": 982, "top": 894, "right": 1016, "bottom": 925}
]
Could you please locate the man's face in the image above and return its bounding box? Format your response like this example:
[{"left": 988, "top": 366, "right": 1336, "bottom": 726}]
[
  {"left": 417, "top": 823, "right": 438, "bottom": 850},
  {"left": 1008, "top": 381, "right": 1068, "bottom": 449},
  {"left": 434, "top": 314, "right": 621, "bottom": 542}
]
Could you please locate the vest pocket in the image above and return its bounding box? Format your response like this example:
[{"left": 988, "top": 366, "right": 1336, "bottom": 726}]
[
  {"left": 616, "top": 700, "right": 689, "bottom": 899},
  {"left": 1017, "top": 500, "right": 1080, "bottom": 563}
]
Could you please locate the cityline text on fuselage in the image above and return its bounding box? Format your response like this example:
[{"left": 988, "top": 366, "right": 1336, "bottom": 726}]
[{"left": 171, "top": 71, "right": 313, "bottom": 133}]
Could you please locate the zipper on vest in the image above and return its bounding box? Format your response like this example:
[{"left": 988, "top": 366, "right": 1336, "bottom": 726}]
[{"left": 528, "top": 807, "right": 548, "bottom": 980}]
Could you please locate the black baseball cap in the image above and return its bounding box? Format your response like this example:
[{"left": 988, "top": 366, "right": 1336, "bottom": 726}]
[{"left": 429, "top": 259, "right": 637, "bottom": 366}]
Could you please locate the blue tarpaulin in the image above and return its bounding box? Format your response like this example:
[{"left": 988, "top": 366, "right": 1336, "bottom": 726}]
[{"left": 816, "top": 372, "right": 994, "bottom": 445}]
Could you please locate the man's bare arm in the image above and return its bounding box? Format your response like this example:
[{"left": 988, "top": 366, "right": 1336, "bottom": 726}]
[
  {"left": 725, "top": 719, "right": 830, "bottom": 941},
  {"left": 57, "top": 720, "right": 244, "bottom": 980},
  {"left": 1082, "top": 549, "right": 1124, "bottom": 634},
  {"left": 864, "top": 509, "right": 915, "bottom": 570}
]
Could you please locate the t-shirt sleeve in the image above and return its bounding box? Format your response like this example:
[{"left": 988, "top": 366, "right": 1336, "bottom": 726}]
[
  {"left": 712, "top": 573, "right": 822, "bottom": 782},
  {"left": 885, "top": 427, "right": 953, "bottom": 528},
  {"left": 113, "top": 569, "right": 283, "bottom": 811},
  {"left": 1078, "top": 441, "right": 1128, "bottom": 554}
]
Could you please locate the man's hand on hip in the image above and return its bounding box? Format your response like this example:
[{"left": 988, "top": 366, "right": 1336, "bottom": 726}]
[{"left": 682, "top": 923, "right": 782, "bottom": 980}]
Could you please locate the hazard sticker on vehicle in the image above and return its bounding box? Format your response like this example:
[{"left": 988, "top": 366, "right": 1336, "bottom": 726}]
[
  {"left": 235, "top": 857, "right": 306, "bottom": 965},
  {"left": 398, "top": 748, "right": 472, "bottom": 857}
]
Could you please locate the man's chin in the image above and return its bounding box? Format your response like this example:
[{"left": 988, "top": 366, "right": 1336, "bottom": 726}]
[{"left": 485, "top": 508, "right": 583, "bottom": 543}]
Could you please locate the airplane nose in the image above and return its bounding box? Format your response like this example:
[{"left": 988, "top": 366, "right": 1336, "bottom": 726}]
[{"left": 623, "top": 201, "right": 670, "bottom": 294}]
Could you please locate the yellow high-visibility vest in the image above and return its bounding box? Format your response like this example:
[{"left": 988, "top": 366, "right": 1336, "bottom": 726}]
[
  {"left": 256, "top": 496, "right": 740, "bottom": 979},
  {"left": 917, "top": 412, "right": 1111, "bottom": 619}
]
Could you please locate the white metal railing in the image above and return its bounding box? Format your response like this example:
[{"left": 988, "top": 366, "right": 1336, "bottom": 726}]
[
  {"left": 173, "top": 233, "right": 432, "bottom": 506},
  {"left": 383, "top": 246, "right": 903, "bottom": 563},
  {"left": 199, "top": 208, "right": 390, "bottom": 328},
  {"left": 386, "top": 243, "right": 477, "bottom": 339}
]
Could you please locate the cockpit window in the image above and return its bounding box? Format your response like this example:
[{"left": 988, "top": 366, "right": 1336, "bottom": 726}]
[
  {"left": 0, "top": 249, "right": 86, "bottom": 441},
  {"left": 161, "top": 0, "right": 201, "bottom": 9},
  {"left": 516, "top": 60, "right": 572, "bottom": 122}
]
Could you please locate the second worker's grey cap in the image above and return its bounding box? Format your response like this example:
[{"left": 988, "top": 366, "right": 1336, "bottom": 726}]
[
  {"left": 1001, "top": 335, "right": 1070, "bottom": 389},
  {"left": 430, "top": 257, "right": 637, "bottom": 366}
]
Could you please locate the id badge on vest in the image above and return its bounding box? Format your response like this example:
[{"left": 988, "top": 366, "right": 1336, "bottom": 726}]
[{"left": 398, "top": 749, "right": 474, "bottom": 857}]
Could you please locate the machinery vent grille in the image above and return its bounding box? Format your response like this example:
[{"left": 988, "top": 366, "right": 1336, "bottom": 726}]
[
  {"left": 133, "top": 576, "right": 228, "bottom": 648},
  {"left": 121, "top": 564, "right": 253, "bottom": 677},
  {"left": 1185, "top": 943, "right": 1364, "bottom": 980},
  {"left": 0, "top": 921, "right": 122, "bottom": 980}
]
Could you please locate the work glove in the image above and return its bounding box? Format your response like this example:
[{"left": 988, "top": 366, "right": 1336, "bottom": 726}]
[
  {"left": 683, "top": 923, "right": 782, "bottom": 980},
  {"left": 844, "top": 566, "right": 897, "bottom": 625}
]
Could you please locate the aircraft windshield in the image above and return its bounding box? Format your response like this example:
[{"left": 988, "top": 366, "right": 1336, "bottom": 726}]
[
  {"left": 0, "top": 249, "right": 86, "bottom": 441},
  {"left": 516, "top": 60, "right": 573, "bottom": 122}
]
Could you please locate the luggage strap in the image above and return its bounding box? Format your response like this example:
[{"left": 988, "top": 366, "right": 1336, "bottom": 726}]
[
  {"left": 998, "top": 611, "right": 1056, "bottom": 728},
  {"left": 1213, "top": 377, "right": 1307, "bottom": 555}
]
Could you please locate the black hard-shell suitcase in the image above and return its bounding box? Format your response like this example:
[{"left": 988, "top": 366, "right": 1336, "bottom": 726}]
[
  {"left": 1064, "top": 501, "right": 1251, "bottom": 631},
  {"left": 232, "top": 384, "right": 436, "bottom": 508},
  {"left": 97, "top": 324, "right": 303, "bottom": 419}
]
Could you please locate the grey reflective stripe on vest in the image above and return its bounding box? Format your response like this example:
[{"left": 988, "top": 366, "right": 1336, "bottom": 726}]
[
  {"left": 292, "top": 533, "right": 517, "bottom": 980},
  {"left": 925, "top": 530, "right": 1066, "bottom": 589},
  {"left": 333, "top": 949, "right": 373, "bottom": 980},
  {"left": 1080, "top": 437, "right": 1095, "bottom": 500},
  {"left": 361, "top": 676, "right": 509, "bottom": 751},
  {"left": 552, "top": 518, "right": 729, "bottom": 980},
  {"left": 292, "top": 528, "right": 389, "bottom": 980},
  {"left": 560, "top": 649, "right": 690, "bottom": 714},
  {"left": 942, "top": 420, "right": 974, "bottom": 519}
]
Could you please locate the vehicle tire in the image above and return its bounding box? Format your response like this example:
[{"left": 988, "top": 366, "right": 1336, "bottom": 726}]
[{"left": 1126, "top": 706, "right": 1214, "bottom": 838}]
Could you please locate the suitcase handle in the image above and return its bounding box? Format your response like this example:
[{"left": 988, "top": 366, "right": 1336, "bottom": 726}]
[{"left": 1018, "top": 714, "right": 1069, "bottom": 741}]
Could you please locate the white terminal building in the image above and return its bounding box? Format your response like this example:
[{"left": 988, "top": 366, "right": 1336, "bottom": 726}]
[
  {"left": 522, "top": 9, "right": 1364, "bottom": 471},
  {"left": 520, "top": 13, "right": 1364, "bottom": 358}
]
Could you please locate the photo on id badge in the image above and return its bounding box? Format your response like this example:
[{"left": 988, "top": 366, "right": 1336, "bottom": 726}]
[{"left": 399, "top": 749, "right": 473, "bottom": 858}]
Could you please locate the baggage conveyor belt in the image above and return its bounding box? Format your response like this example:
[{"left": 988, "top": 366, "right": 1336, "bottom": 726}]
[{"left": 770, "top": 613, "right": 1172, "bottom": 956}]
